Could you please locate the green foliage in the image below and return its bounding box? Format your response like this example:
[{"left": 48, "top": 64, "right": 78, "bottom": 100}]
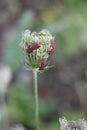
[
  {"left": 63, "top": 112, "right": 84, "bottom": 121},
  {"left": 8, "top": 85, "right": 34, "bottom": 127},
  {"left": 34, "top": 2, "right": 87, "bottom": 59},
  {"left": 7, "top": 85, "right": 55, "bottom": 128},
  {"left": 5, "top": 11, "right": 34, "bottom": 70}
]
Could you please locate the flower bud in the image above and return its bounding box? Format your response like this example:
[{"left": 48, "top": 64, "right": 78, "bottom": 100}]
[{"left": 21, "top": 29, "right": 56, "bottom": 71}]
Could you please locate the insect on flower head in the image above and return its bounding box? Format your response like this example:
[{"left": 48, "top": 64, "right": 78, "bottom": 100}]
[{"left": 20, "top": 29, "right": 56, "bottom": 72}]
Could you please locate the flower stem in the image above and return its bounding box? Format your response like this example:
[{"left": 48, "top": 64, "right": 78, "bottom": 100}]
[{"left": 33, "top": 70, "right": 39, "bottom": 130}]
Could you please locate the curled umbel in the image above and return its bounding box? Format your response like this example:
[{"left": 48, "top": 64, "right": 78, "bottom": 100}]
[{"left": 20, "top": 29, "right": 56, "bottom": 72}]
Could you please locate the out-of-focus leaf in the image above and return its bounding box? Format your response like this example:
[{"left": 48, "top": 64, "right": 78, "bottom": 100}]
[
  {"left": 5, "top": 11, "right": 34, "bottom": 70},
  {"left": 7, "top": 84, "right": 55, "bottom": 128}
]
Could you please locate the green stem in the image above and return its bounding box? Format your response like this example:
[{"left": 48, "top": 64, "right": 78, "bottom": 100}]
[{"left": 33, "top": 70, "right": 39, "bottom": 130}]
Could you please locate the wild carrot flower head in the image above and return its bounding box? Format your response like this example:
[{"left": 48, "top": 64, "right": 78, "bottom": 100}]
[{"left": 20, "top": 29, "right": 56, "bottom": 72}]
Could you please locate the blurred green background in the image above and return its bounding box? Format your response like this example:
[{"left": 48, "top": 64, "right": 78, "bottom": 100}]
[{"left": 1, "top": 0, "right": 87, "bottom": 129}]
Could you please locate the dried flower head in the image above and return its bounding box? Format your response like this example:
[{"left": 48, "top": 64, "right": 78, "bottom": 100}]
[
  {"left": 20, "top": 29, "right": 56, "bottom": 72},
  {"left": 59, "top": 117, "right": 87, "bottom": 130}
]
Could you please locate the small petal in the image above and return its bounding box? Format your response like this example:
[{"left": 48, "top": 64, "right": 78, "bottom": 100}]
[{"left": 39, "top": 59, "right": 47, "bottom": 70}]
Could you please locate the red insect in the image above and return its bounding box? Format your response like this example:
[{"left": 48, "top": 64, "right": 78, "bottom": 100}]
[{"left": 26, "top": 42, "right": 41, "bottom": 54}]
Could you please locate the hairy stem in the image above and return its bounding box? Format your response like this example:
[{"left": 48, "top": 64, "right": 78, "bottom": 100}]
[{"left": 33, "top": 70, "right": 39, "bottom": 130}]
